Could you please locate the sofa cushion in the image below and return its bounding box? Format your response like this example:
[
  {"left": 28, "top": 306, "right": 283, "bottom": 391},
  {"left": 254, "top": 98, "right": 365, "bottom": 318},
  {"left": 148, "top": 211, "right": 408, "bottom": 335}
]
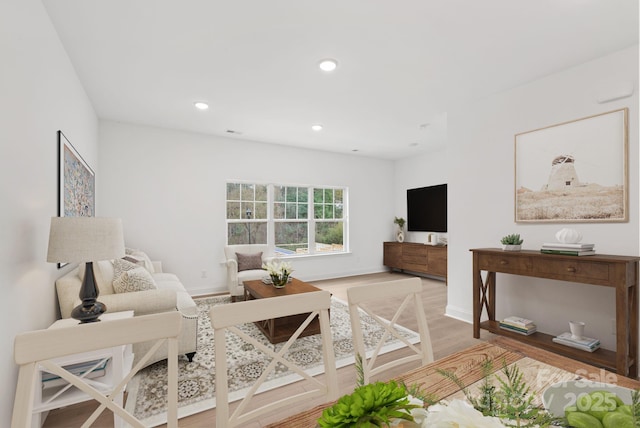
[
  {"left": 125, "top": 247, "right": 155, "bottom": 273},
  {"left": 237, "top": 269, "right": 267, "bottom": 282},
  {"left": 113, "top": 267, "right": 158, "bottom": 293},
  {"left": 236, "top": 252, "right": 263, "bottom": 272}
]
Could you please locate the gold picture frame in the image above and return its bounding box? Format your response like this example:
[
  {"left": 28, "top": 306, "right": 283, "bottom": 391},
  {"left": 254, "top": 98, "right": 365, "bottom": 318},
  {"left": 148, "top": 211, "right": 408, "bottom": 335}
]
[{"left": 514, "top": 108, "right": 628, "bottom": 223}]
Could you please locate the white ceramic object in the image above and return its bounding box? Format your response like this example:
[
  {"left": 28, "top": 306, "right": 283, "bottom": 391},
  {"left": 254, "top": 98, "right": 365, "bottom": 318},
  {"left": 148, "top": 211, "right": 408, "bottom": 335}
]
[
  {"left": 542, "top": 380, "right": 633, "bottom": 417},
  {"left": 569, "top": 321, "right": 585, "bottom": 340},
  {"left": 502, "top": 244, "right": 521, "bottom": 251},
  {"left": 396, "top": 229, "right": 405, "bottom": 243},
  {"left": 555, "top": 228, "right": 582, "bottom": 244}
]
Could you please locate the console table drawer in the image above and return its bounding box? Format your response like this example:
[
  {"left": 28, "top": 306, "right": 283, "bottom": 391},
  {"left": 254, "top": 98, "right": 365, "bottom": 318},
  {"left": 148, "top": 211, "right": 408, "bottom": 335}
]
[
  {"left": 477, "top": 254, "right": 533, "bottom": 274},
  {"left": 536, "top": 259, "right": 610, "bottom": 283}
]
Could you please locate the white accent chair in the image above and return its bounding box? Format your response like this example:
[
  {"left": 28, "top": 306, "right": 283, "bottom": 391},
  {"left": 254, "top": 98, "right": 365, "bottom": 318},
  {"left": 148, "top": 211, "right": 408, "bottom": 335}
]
[
  {"left": 210, "top": 291, "right": 338, "bottom": 427},
  {"left": 12, "top": 312, "right": 181, "bottom": 428},
  {"left": 347, "top": 277, "right": 434, "bottom": 384},
  {"left": 224, "top": 244, "right": 274, "bottom": 302}
]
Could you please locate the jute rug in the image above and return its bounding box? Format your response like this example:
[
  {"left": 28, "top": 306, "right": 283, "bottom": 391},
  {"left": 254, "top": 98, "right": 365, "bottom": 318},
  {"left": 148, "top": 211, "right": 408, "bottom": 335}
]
[{"left": 125, "top": 295, "right": 420, "bottom": 426}]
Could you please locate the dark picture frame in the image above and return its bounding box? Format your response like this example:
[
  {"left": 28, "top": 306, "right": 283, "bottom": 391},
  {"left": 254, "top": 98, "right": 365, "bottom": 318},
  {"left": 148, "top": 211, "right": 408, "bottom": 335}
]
[{"left": 514, "top": 108, "right": 628, "bottom": 223}]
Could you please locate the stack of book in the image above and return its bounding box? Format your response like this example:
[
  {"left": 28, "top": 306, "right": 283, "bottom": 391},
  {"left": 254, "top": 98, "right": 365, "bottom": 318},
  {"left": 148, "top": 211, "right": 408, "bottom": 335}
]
[
  {"left": 552, "top": 332, "right": 600, "bottom": 352},
  {"left": 540, "top": 242, "right": 596, "bottom": 256},
  {"left": 499, "top": 316, "right": 537, "bottom": 335},
  {"left": 42, "top": 358, "right": 109, "bottom": 388}
]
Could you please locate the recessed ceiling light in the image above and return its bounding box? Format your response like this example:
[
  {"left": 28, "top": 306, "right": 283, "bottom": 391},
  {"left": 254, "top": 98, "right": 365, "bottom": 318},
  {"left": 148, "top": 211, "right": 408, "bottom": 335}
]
[
  {"left": 318, "top": 59, "right": 338, "bottom": 72},
  {"left": 311, "top": 124, "right": 323, "bottom": 131},
  {"left": 194, "top": 102, "right": 209, "bottom": 110}
]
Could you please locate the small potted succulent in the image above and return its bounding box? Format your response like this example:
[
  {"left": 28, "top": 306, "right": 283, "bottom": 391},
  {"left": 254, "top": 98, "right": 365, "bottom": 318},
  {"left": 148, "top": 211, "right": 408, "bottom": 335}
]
[{"left": 501, "top": 234, "right": 523, "bottom": 251}]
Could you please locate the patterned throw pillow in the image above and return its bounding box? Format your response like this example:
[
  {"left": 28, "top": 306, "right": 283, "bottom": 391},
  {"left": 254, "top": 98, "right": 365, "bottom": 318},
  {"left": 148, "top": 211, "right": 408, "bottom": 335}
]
[
  {"left": 113, "top": 267, "right": 157, "bottom": 293},
  {"left": 113, "top": 258, "right": 140, "bottom": 280},
  {"left": 236, "top": 252, "right": 263, "bottom": 272}
]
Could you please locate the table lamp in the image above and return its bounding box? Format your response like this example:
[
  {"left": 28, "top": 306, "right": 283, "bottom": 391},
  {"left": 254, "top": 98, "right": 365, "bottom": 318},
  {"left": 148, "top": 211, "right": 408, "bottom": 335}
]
[{"left": 47, "top": 217, "right": 125, "bottom": 323}]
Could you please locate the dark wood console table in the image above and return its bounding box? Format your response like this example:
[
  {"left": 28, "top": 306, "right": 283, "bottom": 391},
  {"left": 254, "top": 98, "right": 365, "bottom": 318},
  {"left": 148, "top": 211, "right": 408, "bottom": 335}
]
[{"left": 471, "top": 248, "right": 639, "bottom": 377}]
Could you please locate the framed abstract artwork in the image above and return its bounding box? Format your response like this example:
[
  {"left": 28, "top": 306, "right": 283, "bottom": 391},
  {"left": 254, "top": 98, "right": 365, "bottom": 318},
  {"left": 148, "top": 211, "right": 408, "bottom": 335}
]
[
  {"left": 514, "top": 108, "right": 628, "bottom": 223},
  {"left": 58, "top": 130, "right": 95, "bottom": 218}
]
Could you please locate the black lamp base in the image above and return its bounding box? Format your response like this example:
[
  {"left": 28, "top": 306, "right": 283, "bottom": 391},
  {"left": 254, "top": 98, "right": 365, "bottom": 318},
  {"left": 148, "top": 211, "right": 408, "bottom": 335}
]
[
  {"left": 71, "top": 301, "right": 106, "bottom": 323},
  {"left": 72, "top": 261, "right": 107, "bottom": 323}
]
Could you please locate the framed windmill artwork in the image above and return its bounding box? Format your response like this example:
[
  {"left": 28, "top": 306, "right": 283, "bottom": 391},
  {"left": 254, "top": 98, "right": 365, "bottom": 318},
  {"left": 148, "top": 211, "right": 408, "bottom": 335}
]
[{"left": 514, "top": 108, "right": 628, "bottom": 223}]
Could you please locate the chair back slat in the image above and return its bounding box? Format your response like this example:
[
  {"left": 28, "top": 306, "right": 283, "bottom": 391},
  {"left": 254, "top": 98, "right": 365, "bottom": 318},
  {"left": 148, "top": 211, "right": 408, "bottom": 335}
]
[
  {"left": 347, "top": 277, "right": 434, "bottom": 384},
  {"left": 211, "top": 290, "right": 338, "bottom": 427}
]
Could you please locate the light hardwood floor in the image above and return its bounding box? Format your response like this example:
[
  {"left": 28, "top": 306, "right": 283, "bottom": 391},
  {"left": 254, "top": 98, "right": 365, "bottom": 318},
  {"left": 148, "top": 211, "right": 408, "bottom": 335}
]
[{"left": 42, "top": 272, "right": 494, "bottom": 427}]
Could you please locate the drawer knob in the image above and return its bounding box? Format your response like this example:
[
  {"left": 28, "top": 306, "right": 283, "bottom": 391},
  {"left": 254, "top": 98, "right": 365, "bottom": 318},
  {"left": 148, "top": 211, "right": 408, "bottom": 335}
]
[
  {"left": 566, "top": 266, "right": 577, "bottom": 273},
  {"left": 500, "top": 260, "right": 509, "bottom": 265}
]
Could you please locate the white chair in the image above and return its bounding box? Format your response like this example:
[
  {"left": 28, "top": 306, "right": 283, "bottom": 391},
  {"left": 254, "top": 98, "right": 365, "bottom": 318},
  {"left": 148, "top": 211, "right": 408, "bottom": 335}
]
[
  {"left": 347, "top": 277, "right": 434, "bottom": 384},
  {"left": 12, "top": 312, "right": 182, "bottom": 428},
  {"left": 224, "top": 244, "right": 274, "bottom": 301},
  {"left": 211, "top": 291, "right": 338, "bottom": 427}
]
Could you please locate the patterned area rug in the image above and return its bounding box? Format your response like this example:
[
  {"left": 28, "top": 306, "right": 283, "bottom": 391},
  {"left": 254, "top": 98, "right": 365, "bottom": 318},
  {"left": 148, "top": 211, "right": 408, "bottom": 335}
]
[{"left": 125, "top": 295, "right": 420, "bottom": 426}]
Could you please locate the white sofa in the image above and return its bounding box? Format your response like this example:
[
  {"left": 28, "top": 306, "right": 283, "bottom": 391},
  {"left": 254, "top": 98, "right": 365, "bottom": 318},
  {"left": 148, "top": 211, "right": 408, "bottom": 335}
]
[
  {"left": 55, "top": 257, "right": 198, "bottom": 368},
  {"left": 224, "top": 244, "right": 274, "bottom": 301}
]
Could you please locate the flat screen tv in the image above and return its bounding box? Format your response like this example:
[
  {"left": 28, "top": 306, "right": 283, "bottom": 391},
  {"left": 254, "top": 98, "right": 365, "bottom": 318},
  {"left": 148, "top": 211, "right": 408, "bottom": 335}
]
[{"left": 407, "top": 184, "right": 447, "bottom": 232}]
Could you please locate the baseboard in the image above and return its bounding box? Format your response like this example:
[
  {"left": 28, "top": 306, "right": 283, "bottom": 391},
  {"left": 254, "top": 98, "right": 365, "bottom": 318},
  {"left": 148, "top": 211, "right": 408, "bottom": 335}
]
[{"left": 445, "top": 304, "right": 472, "bottom": 324}]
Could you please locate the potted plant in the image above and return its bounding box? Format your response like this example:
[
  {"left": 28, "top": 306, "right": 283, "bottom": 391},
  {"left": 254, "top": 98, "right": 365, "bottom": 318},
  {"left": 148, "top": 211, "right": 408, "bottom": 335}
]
[
  {"left": 501, "top": 234, "right": 523, "bottom": 251},
  {"left": 394, "top": 217, "right": 406, "bottom": 243}
]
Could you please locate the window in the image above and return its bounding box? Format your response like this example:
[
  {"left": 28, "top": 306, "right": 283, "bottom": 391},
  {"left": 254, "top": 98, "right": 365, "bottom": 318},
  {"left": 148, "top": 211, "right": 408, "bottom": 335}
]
[
  {"left": 226, "top": 182, "right": 347, "bottom": 255},
  {"left": 226, "top": 183, "right": 267, "bottom": 244}
]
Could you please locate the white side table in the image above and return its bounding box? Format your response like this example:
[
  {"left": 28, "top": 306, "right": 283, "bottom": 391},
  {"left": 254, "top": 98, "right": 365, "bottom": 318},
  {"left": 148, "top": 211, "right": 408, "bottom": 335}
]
[{"left": 32, "top": 311, "right": 135, "bottom": 428}]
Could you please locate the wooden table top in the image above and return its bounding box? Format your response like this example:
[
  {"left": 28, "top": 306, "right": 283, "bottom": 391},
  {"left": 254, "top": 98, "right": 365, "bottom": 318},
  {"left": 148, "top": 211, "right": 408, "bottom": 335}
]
[
  {"left": 243, "top": 277, "right": 322, "bottom": 299},
  {"left": 267, "top": 336, "right": 640, "bottom": 427}
]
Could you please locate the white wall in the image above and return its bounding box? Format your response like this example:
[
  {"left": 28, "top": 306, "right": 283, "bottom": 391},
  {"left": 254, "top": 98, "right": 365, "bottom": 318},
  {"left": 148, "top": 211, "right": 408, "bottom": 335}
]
[
  {"left": 97, "top": 121, "right": 395, "bottom": 295},
  {"left": 445, "top": 46, "right": 639, "bottom": 351},
  {"left": 394, "top": 148, "right": 449, "bottom": 244},
  {"left": 0, "top": 0, "right": 98, "bottom": 424}
]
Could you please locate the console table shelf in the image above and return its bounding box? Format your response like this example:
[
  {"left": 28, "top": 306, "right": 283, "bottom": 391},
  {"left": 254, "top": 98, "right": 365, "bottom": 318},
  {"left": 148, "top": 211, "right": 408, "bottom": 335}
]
[
  {"left": 480, "top": 320, "right": 620, "bottom": 372},
  {"left": 471, "top": 248, "right": 639, "bottom": 377}
]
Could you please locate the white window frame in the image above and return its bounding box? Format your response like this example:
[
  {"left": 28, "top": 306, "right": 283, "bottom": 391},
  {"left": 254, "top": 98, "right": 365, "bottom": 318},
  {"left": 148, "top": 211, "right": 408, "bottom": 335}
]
[{"left": 225, "top": 181, "right": 349, "bottom": 257}]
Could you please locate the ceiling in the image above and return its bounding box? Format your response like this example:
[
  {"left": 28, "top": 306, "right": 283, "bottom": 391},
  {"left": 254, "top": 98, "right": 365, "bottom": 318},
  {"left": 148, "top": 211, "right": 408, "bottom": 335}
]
[{"left": 41, "top": 1, "right": 638, "bottom": 160}]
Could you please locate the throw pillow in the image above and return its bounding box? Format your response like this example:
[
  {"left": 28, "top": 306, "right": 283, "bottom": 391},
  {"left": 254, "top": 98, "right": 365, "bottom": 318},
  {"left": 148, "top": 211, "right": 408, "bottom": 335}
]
[
  {"left": 125, "top": 247, "right": 155, "bottom": 273},
  {"left": 113, "top": 258, "right": 140, "bottom": 280},
  {"left": 236, "top": 252, "right": 263, "bottom": 272},
  {"left": 113, "top": 267, "right": 158, "bottom": 294}
]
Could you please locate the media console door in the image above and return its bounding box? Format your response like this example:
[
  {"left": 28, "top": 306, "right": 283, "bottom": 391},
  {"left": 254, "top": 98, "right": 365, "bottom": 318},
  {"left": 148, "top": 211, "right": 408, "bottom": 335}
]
[
  {"left": 471, "top": 248, "right": 639, "bottom": 377},
  {"left": 383, "top": 242, "right": 447, "bottom": 280}
]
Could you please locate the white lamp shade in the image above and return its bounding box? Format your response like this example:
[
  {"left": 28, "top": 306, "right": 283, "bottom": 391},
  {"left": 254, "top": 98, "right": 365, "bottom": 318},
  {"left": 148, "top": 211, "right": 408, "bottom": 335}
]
[{"left": 47, "top": 217, "right": 125, "bottom": 263}]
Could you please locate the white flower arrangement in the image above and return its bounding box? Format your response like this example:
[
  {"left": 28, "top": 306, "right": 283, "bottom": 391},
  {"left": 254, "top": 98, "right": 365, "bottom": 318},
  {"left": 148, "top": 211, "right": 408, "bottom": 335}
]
[
  {"left": 422, "top": 399, "right": 507, "bottom": 427},
  {"left": 262, "top": 260, "right": 294, "bottom": 277},
  {"left": 386, "top": 397, "right": 507, "bottom": 428}
]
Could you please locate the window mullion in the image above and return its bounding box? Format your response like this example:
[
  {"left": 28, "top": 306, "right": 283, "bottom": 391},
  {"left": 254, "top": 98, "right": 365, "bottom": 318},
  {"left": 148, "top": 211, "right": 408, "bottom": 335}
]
[{"left": 308, "top": 186, "right": 315, "bottom": 255}]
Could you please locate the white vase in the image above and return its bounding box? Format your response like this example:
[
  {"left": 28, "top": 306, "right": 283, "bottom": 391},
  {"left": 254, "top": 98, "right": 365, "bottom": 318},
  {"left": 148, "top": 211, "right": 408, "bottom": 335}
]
[
  {"left": 396, "top": 228, "right": 405, "bottom": 243},
  {"left": 555, "top": 228, "right": 582, "bottom": 244}
]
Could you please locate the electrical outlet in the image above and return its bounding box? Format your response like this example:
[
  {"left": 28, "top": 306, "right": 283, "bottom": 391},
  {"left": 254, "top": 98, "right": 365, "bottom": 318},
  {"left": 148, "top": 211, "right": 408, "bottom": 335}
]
[
  {"left": 611, "top": 319, "right": 616, "bottom": 335},
  {"left": 201, "top": 270, "right": 207, "bottom": 278}
]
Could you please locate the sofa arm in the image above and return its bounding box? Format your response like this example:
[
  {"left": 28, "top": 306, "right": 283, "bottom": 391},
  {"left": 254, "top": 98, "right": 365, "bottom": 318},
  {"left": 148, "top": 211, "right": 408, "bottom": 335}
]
[
  {"left": 152, "top": 261, "right": 163, "bottom": 273},
  {"left": 99, "top": 289, "right": 178, "bottom": 316},
  {"left": 226, "top": 259, "right": 238, "bottom": 288}
]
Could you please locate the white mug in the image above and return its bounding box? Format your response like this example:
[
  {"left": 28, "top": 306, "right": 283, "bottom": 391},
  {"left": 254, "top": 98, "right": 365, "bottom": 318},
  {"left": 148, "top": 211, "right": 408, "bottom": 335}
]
[
  {"left": 569, "top": 321, "right": 585, "bottom": 340},
  {"left": 427, "top": 233, "right": 439, "bottom": 246}
]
